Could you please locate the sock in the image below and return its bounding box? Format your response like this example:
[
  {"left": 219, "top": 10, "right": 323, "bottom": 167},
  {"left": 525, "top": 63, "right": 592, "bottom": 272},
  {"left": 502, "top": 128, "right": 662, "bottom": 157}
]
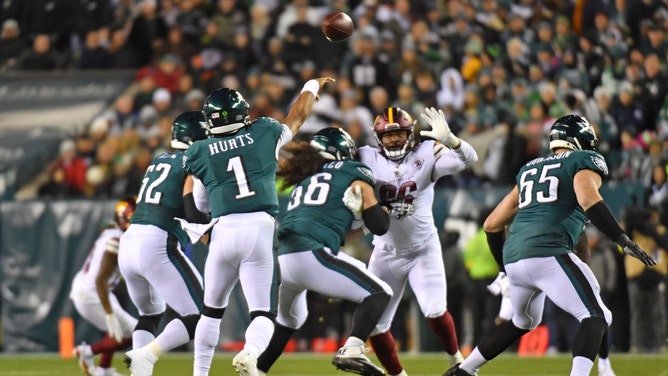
[
  {"left": 599, "top": 329, "right": 610, "bottom": 359},
  {"left": 369, "top": 332, "right": 403, "bottom": 375},
  {"left": 257, "top": 324, "right": 296, "bottom": 373},
  {"left": 598, "top": 357, "right": 611, "bottom": 368},
  {"left": 459, "top": 348, "right": 487, "bottom": 375},
  {"left": 427, "top": 311, "right": 459, "bottom": 354},
  {"left": 133, "top": 329, "right": 155, "bottom": 349},
  {"left": 98, "top": 351, "right": 113, "bottom": 368},
  {"left": 194, "top": 315, "right": 222, "bottom": 376},
  {"left": 91, "top": 334, "right": 132, "bottom": 354},
  {"left": 350, "top": 293, "right": 391, "bottom": 340},
  {"left": 570, "top": 356, "right": 594, "bottom": 376},
  {"left": 155, "top": 319, "right": 190, "bottom": 353},
  {"left": 477, "top": 320, "right": 528, "bottom": 360},
  {"left": 572, "top": 318, "right": 606, "bottom": 361},
  {"left": 244, "top": 316, "right": 275, "bottom": 356},
  {"left": 344, "top": 336, "right": 365, "bottom": 347}
]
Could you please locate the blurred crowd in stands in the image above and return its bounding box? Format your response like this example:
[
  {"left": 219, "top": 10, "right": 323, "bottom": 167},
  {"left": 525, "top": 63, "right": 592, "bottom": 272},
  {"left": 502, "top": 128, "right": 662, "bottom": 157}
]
[{"left": 0, "top": 0, "right": 665, "bottom": 204}]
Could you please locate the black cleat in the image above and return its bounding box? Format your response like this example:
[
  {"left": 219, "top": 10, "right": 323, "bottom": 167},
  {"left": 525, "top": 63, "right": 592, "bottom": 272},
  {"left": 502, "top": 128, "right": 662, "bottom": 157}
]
[
  {"left": 331, "top": 345, "right": 385, "bottom": 376},
  {"left": 442, "top": 364, "right": 475, "bottom": 376}
]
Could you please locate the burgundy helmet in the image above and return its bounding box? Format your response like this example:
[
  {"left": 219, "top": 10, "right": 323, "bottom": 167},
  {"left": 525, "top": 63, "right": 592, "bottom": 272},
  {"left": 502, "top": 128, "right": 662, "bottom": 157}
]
[
  {"left": 114, "top": 196, "right": 136, "bottom": 231},
  {"left": 373, "top": 106, "right": 416, "bottom": 160}
]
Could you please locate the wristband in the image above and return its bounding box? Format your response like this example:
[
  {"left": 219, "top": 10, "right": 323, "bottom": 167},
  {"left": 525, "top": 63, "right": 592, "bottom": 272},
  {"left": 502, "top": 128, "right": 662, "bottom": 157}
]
[{"left": 300, "top": 79, "right": 320, "bottom": 100}]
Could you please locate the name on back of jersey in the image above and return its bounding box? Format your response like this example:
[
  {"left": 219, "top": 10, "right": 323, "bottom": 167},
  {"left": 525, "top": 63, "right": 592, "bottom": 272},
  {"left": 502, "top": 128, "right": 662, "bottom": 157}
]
[{"left": 208, "top": 134, "right": 255, "bottom": 155}]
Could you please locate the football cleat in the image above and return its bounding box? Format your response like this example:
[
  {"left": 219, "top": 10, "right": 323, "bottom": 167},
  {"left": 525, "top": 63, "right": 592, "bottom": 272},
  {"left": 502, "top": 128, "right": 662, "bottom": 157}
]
[
  {"left": 232, "top": 349, "right": 260, "bottom": 376},
  {"left": 332, "top": 345, "right": 385, "bottom": 376},
  {"left": 73, "top": 342, "right": 96, "bottom": 376},
  {"left": 447, "top": 350, "right": 465, "bottom": 367},
  {"left": 442, "top": 364, "right": 476, "bottom": 376},
  {"left": 598, "top": 364, "right": 617, "bottom": 376},
  {"left": 124, "top": 347, "right": 156, "bottom": 376}
]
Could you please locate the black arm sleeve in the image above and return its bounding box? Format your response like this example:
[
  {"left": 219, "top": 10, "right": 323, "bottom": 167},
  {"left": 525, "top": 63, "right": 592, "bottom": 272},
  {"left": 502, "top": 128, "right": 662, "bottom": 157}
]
[
  {"left": 362, "top": 204, "right": 390, "bottom": 235},
  {"left": 485, "top": 230, "right": 506, "bottom": 272},
  {"left": 183, "top": 192, "right": 210, "bottom": 224},
  {"left": 585, "top": 200, "right": 625, "bottom": 242}
]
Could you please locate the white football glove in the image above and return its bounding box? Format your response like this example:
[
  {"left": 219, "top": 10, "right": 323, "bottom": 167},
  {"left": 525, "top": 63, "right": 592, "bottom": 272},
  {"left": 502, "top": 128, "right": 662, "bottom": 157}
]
[
  {"left": 105, "top": 312, "right": 124, "bottom": 342},
  {"left": 487, "top": 272, "right": 509, "bottom": 297},
  {"left": 343, "top": 185, "right": 363, "bottom": 220},
  {"left": 420, "top": 107, "right": 460, "bottom": 149},
  {"left": 387, "top": 201, "right": 415, "bottom": 219}
]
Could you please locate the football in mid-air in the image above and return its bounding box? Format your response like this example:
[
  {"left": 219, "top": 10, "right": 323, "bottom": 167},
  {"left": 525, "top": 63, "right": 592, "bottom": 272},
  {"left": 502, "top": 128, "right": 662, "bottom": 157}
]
[{"left": 322, "top": 12, "right": 354, "bottom": 42}]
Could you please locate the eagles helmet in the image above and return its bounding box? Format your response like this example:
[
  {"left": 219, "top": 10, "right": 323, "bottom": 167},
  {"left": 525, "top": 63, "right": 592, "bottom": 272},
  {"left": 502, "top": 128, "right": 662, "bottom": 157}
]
[
  {"left": 310, "top": 127, "right": 358, "bottom": 161},
  {"left": 373, "top": 106, "right": 416, "bottom": 160},
  {"left": 115, "top": 196, "right": 136, "bottom": 231},
  {"left": 171, "top": 111, "right": 209, "bottom": 150},
  {"left": 203, "top": 88, "right": 250, "bottom": 135},
  {"left": 548, "top": 114, "right": 598, "bottom": 152}
]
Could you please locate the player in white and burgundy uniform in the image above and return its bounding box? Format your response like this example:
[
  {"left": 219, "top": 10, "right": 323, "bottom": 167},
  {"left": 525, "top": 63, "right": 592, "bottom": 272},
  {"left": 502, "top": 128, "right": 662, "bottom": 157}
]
[
  {"left": 70, "top": 197, "right": 138, "bottom": 376},
  {"left": 359, "top": 107, "right": 478, "bottom": 376}
]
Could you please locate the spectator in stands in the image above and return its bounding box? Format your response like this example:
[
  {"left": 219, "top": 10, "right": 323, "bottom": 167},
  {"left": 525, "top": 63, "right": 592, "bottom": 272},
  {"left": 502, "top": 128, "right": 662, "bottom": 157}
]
[
  {"left": 38, "top": 166, "right": 80, "bottom": 199},
  {"left": 16, "top": 34, "right": 61, "bottom": 70},
  {"left": 639, "top": 53, "right": 668, "bottom": 132},
  {"left": 0, "top": 19, "right": 25, "bottom": 71},
  {"left": 609, "top": 81, "right": 645, "bottom": 137},
  {"left": 211, "top": 0, "right": 249, "bottom": 48},
  {"left": 127, "top": 0, "right": 168, "bottom": 67},
  {"left": 108, "top": 28, "right": 138, "bottom": 69},
  {"left": 79, "top": 30, "right": 113, "bottom": 70},
  {"left": 49, "top": 139, "right": 88, "bottom": 195}
]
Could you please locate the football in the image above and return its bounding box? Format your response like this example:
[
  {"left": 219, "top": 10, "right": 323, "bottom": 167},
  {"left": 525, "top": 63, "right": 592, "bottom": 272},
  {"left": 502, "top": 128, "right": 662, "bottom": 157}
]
[{"left": 322, "top": 12, "right": 354, "bottom": 42}]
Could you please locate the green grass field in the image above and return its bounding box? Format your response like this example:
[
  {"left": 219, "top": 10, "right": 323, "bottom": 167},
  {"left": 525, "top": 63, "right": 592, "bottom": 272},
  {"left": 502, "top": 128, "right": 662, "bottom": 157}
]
[{"left": 0, "top": 352, "right": 666, "bottom": 376}]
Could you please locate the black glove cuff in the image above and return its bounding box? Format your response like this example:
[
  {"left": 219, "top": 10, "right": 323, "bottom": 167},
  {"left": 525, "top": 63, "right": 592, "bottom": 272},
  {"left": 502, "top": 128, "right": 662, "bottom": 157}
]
[{"left": 585, "top": 201, "right": 625, "bottom": 242}]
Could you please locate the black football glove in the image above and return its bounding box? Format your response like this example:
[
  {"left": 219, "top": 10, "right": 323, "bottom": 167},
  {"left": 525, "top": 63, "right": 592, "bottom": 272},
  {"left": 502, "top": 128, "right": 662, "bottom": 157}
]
[{"left": 616, "top": 234, "right": 657, "bottom": 267}]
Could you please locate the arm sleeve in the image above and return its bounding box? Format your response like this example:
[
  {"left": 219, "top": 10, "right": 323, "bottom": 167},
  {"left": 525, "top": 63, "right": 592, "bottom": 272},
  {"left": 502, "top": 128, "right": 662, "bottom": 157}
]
[
  {"left": 192, "top": 176, "right": 210, "bottom": 213},
  {"left": 184, "top": 193, "right": 210, "bottom": 224},
  {"left": 362, "top": 204, "right": 390, "bottom": 235},
  {"left": 585, "top": 200, "right": 625, "bottom": 242},
  {"left": 485, "top": 230, "right": 506, "bottom": 272},
  {"left": 432, "top": 140, "right": 479, "bottom": 180}
]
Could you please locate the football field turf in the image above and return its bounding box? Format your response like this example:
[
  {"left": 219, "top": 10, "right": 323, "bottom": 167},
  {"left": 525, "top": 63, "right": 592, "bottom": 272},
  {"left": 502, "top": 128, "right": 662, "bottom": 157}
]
[{"left": 0, "top": 352, "right": 666, "bottom": 376}]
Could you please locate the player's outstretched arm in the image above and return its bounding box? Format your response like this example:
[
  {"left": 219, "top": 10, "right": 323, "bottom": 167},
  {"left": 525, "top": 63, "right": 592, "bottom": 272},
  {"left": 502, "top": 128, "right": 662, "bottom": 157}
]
[
  {"left": 96, "top": 250, "right": 124, "bottom": 342},
  {"left": 283, "top": 77, "right": 335, "bottom": 135}
]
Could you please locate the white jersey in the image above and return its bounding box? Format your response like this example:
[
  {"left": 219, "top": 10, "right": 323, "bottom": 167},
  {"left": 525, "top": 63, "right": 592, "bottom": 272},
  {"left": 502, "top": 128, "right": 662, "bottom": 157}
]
[
  {"left": 74, "top": 226, "right": 123, "bottom": 294},
  {"left": 359, "top": 140, "right": 477, "bottom": 251}
]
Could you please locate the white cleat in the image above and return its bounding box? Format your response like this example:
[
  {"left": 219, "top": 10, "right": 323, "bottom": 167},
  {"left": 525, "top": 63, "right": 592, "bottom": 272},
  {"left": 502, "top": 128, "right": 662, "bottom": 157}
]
[
  {"left": 124, "top": 347, "right": 156, "bottom": 376},
  {"left": 332, "top": 345, "right": 385, "bottom": 376},
  {"left": 598, "top": 364, "right": 617, "bottom": 376},
  {"left": 72, "top": 342, "right": 96, "bottom": 376},
  {"left": 233, "top": 349, "right": 260, "bottom": 376}
]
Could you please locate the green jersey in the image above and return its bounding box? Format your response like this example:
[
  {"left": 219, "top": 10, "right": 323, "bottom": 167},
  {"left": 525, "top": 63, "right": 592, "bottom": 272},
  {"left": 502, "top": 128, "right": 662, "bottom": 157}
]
[
  {"left": 183, "top": 118, "right": 285, "bottom": 218},
  {"left": 131, "top": 151, "right": 190, "bottom": 248},
  {"left": 278, "top": 160, "right": 375, "bottom": 255},
  {"left": 504, "top": 150, "right": 608, "bottom": 264}
]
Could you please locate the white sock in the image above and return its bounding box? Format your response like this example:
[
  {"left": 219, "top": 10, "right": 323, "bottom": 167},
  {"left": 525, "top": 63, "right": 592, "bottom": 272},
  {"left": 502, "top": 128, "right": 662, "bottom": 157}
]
[
  {"left": 155, "top": 319, "right": 189, "bottom": 353},
  {"left": 570, "top": 356, "right": 594, "bottom": 376},
  {"left": 343, "top": 336, "right": 365, "bottom": 347},
  {"left": 459, "top": 348, "right": 487, "bottom": 375},
  {"left": 132, "top": 330, "right": 155, "bottom": 349},
  {"left": 598, "top": 357, "right": 611, "bottom": 368},
  {"left": 244, "top": 316, "right": 275, "bottom": 356},
  {"left": 193, "top": 316, "right": 222, "bottom": 376}
]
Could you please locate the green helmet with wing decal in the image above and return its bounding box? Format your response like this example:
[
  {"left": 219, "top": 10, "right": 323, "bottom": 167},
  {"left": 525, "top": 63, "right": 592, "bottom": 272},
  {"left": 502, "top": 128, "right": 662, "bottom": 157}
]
[
  {"left": 203, "top": 87, "right": 250, "bottom": 135},
  {"left": 171, "top": 111, "right": 209, "bottom": 150},
  {"left": 310, "top": 127, "right": 358, "bottom": 161},
  {"left": 548, "top": 114, "right": 598, "bottom": 152}
]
